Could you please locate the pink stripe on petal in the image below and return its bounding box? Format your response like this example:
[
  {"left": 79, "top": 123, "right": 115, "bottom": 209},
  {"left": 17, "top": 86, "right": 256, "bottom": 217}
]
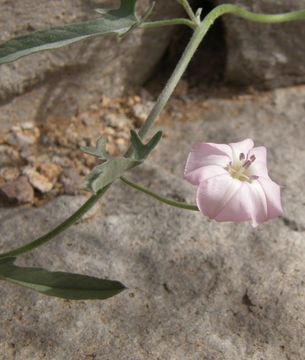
[
  {"left": 214, "top": 183, "right": 255, "bottom": 224},
  {"left": 258, "top": 177, "right": 283, "bottom": 219},
  {"left": 213, "top": 182, "right": 268, "bottom": 227},
  {"left": 196, "top": 174, "right": 241, "bottom": 219}
]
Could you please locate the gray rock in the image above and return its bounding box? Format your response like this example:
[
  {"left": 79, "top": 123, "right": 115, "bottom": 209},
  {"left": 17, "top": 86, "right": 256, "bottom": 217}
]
[
  {"left": 0, "top": 1, "right": 183, "bottom": 130},
  {"left": 215, "top": 0, "right": 305, "bottom": 88},
  {"left": 1, "top": 85, "right": 305, "bottom": 359}
]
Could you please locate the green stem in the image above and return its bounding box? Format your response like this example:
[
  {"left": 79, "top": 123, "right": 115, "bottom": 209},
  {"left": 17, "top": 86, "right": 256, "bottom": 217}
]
[
  {"left": 2, "top": 4, "right": 305, "bottom": 258},
  {"left": 177, "top": 0, "right": 200, "bottom": 25},
  {"left": 121, "top": 176, "right": 198, "bottom": 211},
  {"left": 214, "top": 5, "right": 305, "bottom": 23},
  {"left": 125, "top": 17, "right": 207, "bottom": 158},
  {"left": 140, "top": 18, "right": 195, "bottom": 30}
]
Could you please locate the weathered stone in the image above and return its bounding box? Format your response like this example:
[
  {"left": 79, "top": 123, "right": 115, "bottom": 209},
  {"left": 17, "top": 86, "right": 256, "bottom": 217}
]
[
  {"left": 38, "top": 163, "right": 62, "bottom": 184},
  {"left": 59, "top": 168, "right": 82, "bottom": 195},
  {"left": 102, "top": 113, "right": 131, "bottom": 129},
  {"left": 0, "top": 85, "right": 305, "bottom": 359},
  {"left": 131, "top": 100, "right": 155, "bottom": 125},
  {"left": 24, "top": 168, "right": 53, "bottom": 193},
  {"left": 214, "top": 0, "right": 305, "bottom": 88},
  {"left": 0, "top": 144, "right": 20, "bottom": 166},
  {"left": 5, "top": 123, "right": 40, "bottom": 148},
  {"left": 0, "top": 167, "right": 20, "bottom": 181},
  {"left": 0, "top": 1, "right": 183, "bottom": 130},
  {"left": 0, "top": 175, "right": 34, "bottom": 204}
]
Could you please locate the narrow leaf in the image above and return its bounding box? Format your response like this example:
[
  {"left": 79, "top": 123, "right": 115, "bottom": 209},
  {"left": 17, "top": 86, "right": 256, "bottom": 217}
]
[
  {"left": 83, "top": 157, "right": 140, "bottom": 193},
  {"left": 0, "top": 0, "right": 138, "bottom": 64},
  {"left": 130, "top": 130, "right": 162, "bottom": 160},
  {"left": 0, "top": 257, "right": 126, "bottom": 300}
]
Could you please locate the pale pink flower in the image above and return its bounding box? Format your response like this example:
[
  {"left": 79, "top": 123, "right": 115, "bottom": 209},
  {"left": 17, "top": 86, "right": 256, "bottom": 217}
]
[{"left": 184, "top": 139, "right": 283, "bottom": 227}]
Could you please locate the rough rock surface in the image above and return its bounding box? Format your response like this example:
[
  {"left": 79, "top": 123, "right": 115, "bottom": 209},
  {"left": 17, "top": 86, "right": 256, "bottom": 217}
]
[
  {"left": 0, "top": 0, "right": 182, "bottom": 129},
  {"left": 0, "top": 85, "right": 305, "bottom": 359},
  {"left": 215, "top": 0, "right": 305, "bottom": 88}
]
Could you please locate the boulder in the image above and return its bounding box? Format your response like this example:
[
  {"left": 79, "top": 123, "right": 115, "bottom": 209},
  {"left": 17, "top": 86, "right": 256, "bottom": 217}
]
[
  {"left": 0, "top": 85, "right": 305, "bottom": 359},
  {"left": 0, "top": 0, "right": 183, "bottom": 130},
  {"left": 214, "top": 0, "right": 305, "bottom": 88}
]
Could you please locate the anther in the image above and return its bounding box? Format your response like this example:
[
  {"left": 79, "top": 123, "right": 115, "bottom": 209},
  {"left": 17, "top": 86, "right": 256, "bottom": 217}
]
[
  {"left": 250, "top": 155, "right": 256, "bottom": 162},
  {"left": 250, "top": 175, "right": 259, "bottom": 180},
  {"left": 243, "top": 160, "right": 252, "bottom": 169},
  {"left": 239, "top": 153, "right": 245, "bottom": 161}
]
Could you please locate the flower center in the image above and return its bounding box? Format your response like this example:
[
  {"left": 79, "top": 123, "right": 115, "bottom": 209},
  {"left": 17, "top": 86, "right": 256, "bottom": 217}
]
[{"left": 226, "top": 153, "right": 258, "bottom": 182}]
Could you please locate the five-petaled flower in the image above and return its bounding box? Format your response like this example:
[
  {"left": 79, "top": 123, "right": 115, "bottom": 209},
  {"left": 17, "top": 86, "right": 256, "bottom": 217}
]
[{"left": 184, "top": 139, "right": 283, "bottom": 227}]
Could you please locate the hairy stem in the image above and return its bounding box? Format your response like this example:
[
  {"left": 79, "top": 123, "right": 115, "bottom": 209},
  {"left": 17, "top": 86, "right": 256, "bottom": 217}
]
[
  {"left": 141, "top": 18, "right": 195, "bottom": 30},
  {"left": 120, "top": 176, "right": 199, "bottom": 211}
]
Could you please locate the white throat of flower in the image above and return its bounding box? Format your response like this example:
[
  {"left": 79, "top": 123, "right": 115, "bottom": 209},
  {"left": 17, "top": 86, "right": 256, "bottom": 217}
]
[{"left": 226, "top": 152, "right": 258, "bottom": 183}]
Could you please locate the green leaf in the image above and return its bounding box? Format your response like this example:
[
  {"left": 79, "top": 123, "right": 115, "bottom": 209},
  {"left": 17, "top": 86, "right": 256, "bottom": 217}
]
[
  {"left": 0, "top": 257, "right": 126, "bottom": 300},
  {"left": 130, "top": 130, "right": 162, "bottom": 160},
  {"left": 83, "top": 157, "right": 140, "bottom": 193},
  {"left": 80, "top": 137, "right": 108, "bottom": 160},
  {"left": 0, "top": 0, "right": 138, "bottom": 64}
]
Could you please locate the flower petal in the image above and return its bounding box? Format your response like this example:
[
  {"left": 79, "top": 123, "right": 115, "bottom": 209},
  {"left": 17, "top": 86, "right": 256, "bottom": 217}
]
[
  {"left": 185, "top": 165, "right": 228, "bottom": 185},
  {"left": 258, "top": 177, "right": 283, "bottom": 219},
  {"left": 196, "top": 174, "right": 242, "bottom": 219},
  {"left": 196, "top": 175, "right": 273, "bottom": 227},
  {"left": 215, "top": 181, "right": 268, "bottom": 227},
  {"left": 184, "top": 143, "right": 232, "bottom": 185},
  {"left": 229, "top": 138, "right": 254, "bottom": 164},
  {"left": 247, "top": 146, "right": 269, "bottom": 178}
]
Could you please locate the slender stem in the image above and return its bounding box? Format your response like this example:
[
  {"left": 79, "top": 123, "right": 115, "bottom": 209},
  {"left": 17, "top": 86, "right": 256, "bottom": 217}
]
[
  {"left": 125, "top": 20, "right": 207, "bottom": 158},
  {"left": 120, "top": 176, "right": 199, "bottom": 211},
  {"left": 140, "top": 18, "right": 195, "bottom": 30},
  {"left": 0, "top": 185, "right": 110, "bottom": 258},
  {"left": 177, "top": 0, "right": 200, "bottom": 25},
  {"left": 215, "top": 5, "right": 305, "bottom": 23},
  {"left": 2, "top": 4, "right": 305, "bottom": 258}
]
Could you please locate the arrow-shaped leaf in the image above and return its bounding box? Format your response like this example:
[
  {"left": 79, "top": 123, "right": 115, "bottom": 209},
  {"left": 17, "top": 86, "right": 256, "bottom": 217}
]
[
  {"left": 80, "top": 137, "right": 108, "bottom": 160},
  {"left": 0, "top": 0, "right": 138, "bottom": 64},
  {"left": 130, "top": 130, "right": 162, "bottom": 160},
  {"left": 0, "top": 257, "right": 126, "bottom": 300}
]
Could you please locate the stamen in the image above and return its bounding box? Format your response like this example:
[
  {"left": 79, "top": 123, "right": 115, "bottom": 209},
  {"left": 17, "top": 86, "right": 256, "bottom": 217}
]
[
  {"left": 250, "top": 155, "right": 256, "bottom": 162},
  {"left": 250, "top": 175, "right": 259, "bottom": 180},
  {"left": 239, "top": 153, "right": 245, "bottom": 161},
  {"left": 243, "top": 160, "right": 252, "bottom": 169}
]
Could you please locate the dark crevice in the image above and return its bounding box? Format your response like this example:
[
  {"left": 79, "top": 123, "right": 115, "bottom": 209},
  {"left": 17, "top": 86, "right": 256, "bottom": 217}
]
[
  {"left": 281, "top": 217, "right": 305, "bottom": 232},
  {"left": 242, "top": 290, "right": 256, "bottom": 313},
  {"left": 145, "top": 0, "right": 227, "bottom": 95}
]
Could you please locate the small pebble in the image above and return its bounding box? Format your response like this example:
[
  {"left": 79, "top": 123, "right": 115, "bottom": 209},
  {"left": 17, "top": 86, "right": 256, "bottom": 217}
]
[
  {"left": 24, "top": 168, "right": 53, "bottom": 193},
  {"left": 0, "top": 145, "right": 20, "bottom": 166},
  {"left": 38, "top": 163, "right": 62, "bottom": 184},
  {"left": 0, "top": 176, "right": 34, "bottom": 204},
  {"left": 0, "top": 167, "right": 20, "bottom": 181},
  {"left": 60, "top": 168, "right": 82, "bottom": 195}
]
